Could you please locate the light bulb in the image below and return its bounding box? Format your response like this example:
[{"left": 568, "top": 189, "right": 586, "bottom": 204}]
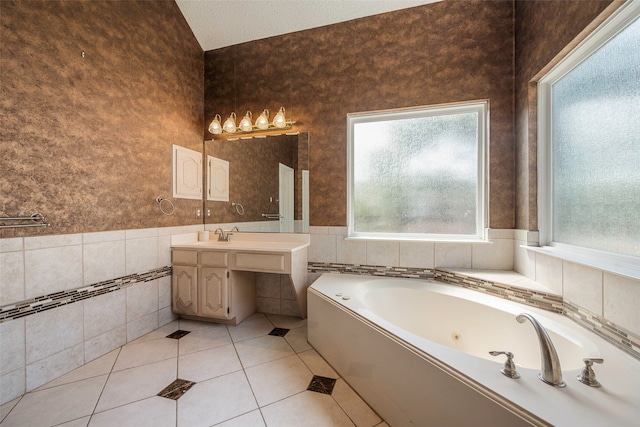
[
  {"left": 208, "top": 114, "right": 222, "bottom": 134},
  {"left": 273, "top": 107, "right": 287, "bottom": 128},
  {"left": 238, "top": 111, "right": 253, "bottom": 132},
  {"left": 223, "top": 112, "right": 237, "bottom": 133},
  {"left": 255, "top": 109, "right": 269, "bottom": 130}
]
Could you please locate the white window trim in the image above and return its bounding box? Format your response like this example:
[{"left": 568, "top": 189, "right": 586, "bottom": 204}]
[
  {"left": 347, "top": 101, "right": 488, "bottom": 241},
  {"left": 537, "top": 0, "right": 640, "bottom": 279}
]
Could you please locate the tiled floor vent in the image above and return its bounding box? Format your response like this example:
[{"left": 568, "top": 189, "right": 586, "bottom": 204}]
[
  {"left": 166, "top": 330, "right": 191, "bottom": 339},
  {"left": 268, "top": 327, "right": 290, "bottom": 337},
  {"left": 307, "top": 375, "right": 337, "bottom": 395},
  {"left": 157, "top": 379, "right": 196, "bottom": 400}
]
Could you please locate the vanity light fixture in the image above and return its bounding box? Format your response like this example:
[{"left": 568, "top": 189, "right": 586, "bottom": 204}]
[
  {"left": 238, "top": 111, "right": 253, "bottom": 132},
  {"left": 222, "top": 112, "right": 237, "bottom": 133},
  {"left": 208, "top": 114, "right": 222, "bottom": 134},
  {"left": 255, "top": 109, "right": 270, "bottom": 130},
  {"left": 273, "top": 107, "right": 287, "bottom": 128},
  {"left": 207, "top": 107, "right": 294, "bottom": 139}
]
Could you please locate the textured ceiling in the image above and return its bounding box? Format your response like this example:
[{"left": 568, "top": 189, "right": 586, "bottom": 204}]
[{"left": 175, "top": 0, "right": 441, "bottom": 51}]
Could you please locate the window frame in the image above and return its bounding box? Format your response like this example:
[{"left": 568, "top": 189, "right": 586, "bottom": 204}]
[
  {"left": 537, "top": 0, "right": 640, "bottom": 275},
  {"left": 347, "top": 101, "right": 488, "bottom": 241}
]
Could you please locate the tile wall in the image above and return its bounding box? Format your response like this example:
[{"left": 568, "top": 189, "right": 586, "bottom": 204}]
[
  {"left": 513, "top": 230, "right": 640, "bottom": 342},
  {"left": 0, "top": 225, "right": 201, "bottom": 405},
  {"left": 307, "top": 227, "right": 515, "bottom": 271}
]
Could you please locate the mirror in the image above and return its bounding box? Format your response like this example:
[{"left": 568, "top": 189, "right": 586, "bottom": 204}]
[{"left": 204, "top": 132, "right": 309, "bottom": 232}]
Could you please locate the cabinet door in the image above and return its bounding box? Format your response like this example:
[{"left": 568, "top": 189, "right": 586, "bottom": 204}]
[
  {"left": 172, "top": 265, "right": 198, "bottom": 316},
  {"left": 199, "top": 267, "right": 230, "bottom": 319}
]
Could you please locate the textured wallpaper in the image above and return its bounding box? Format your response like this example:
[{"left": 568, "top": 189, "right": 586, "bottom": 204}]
[
  {"left": 0, "top": 0, "right": 204, "bottom": 237},
  {"left": 514, "top": 0, "right": 617, "bottom": 230},
  {"left": 204, "top": 0, "right": 515, "bottom": 228}
]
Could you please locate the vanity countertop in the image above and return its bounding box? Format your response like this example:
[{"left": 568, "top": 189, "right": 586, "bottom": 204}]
[{"left": 171, "top": 237, "right": 309, "bottom": 253}]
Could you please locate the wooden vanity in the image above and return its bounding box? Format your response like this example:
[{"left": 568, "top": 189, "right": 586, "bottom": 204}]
[{"left": 170, "top": 233, "right": 309, "bottom": 325}]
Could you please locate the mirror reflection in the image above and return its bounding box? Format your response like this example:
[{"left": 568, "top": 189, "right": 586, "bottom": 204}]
[{"left": 204, "top": 132, "right": 309, "bottom": 232}]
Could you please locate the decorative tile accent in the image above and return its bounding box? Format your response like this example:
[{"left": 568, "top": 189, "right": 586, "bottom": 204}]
[
  {"left": 0, "top": 266, "right": 172, "bottom": 323},
  {"left": 268, "top": 327, "right": 290, "bottom": 337},
  {"left": 157, "top": 378, "right": 196, "bottom": 400},
  {"left": 307, "top": 375, "right": 337, "bottom": 395},
  {"left": 308, "top": 262, "right": 434, "bottom": 280},
  {"left": 434, "top": 268, "right": 564, "bottom": 314},
  {"left": 166, "top": 330, "right": 191, "bottom": 339},
  {"left": 564, "top": 301, "right": 640, "bottom": 361}
]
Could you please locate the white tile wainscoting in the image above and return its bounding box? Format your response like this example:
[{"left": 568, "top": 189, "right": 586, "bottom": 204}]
[
  {"left": 2, "top": 224, "right": 639, "bottom": 410},
  {"left": 0, "top": 225, "right": 202, "bottom": 405}
]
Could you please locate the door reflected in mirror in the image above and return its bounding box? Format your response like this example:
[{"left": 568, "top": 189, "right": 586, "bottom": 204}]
[{"left": 204, "top": 132, "right": 309, "bottom": 232}]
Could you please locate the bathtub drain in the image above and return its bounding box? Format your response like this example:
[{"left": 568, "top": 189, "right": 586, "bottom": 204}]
[{"left": 451, "top": 332, "right": 462, "bottom": 343}]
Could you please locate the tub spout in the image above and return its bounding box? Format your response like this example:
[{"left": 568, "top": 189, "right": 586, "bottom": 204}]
[{"left": 516, "top": 313, "right": 566, "bottom": 387}]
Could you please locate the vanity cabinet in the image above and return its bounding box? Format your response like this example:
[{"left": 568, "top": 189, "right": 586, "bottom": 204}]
[
  {"left": 172, "top": 248, "right": 257, "bottom": 325},
  {"left": 171, "top": 233, "right": 310, "bottom": 323}
]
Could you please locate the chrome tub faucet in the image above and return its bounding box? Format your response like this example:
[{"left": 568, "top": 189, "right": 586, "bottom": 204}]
[{"left": 516, "top": 313, "right": 566, "bottom": 387}]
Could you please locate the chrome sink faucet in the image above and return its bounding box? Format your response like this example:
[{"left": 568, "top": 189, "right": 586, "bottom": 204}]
[
  {"left": 214, "top": 228, "right": 231, "bottom": 242},
  {"left": 516, "top": 313, "right": 566, "bottom": 387}
]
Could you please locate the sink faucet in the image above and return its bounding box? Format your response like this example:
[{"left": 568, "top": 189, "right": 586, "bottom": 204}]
[
  {"left": 214, "top": 227, "right": 234, "bottom": 242},
  {"left": 516, "top": 313, "right": 565, "bottom": 387},
  {"left": 214, "top": 228, "right": 228, "bottom": 242}
]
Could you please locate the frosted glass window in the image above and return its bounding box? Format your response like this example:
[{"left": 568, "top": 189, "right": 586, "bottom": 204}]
[
  {"left": 348, "top": 102, "right": 486, "bottom": 239},
  {"left": 550, "top": 15, "right": 640, "bottom": 257}
]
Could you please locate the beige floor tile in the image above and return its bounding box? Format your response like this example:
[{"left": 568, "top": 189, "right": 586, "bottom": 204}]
[
  {"left": 177, "top": 371, "right": 257, "bottom": 427},
  {"left": 88, "top": 396, "right": 176, "bottom": 427},
  {"left": 58, "top": 416, "right": 90, "bottom": 426},
  {"left": 265, "top": 314, "right": 307, "bottom": 330},
  {"left": 298, "top": 349, "right": 339, "bottom": 378},
  {"left": 178, "top": 319, "right": 223, "bottom": 332},
  {"left": 227, "top": 316, "right": 274, "bottom": 343},
  {"left": 178, "top": 344, "right": 242, "bottom": 383},
  {"left": 261, "top": 391, "right": 355, "bottom": 427},
  {"left": 213, "top": 410, "right": 265, "bottom": 427},
  {"left": 177, "top": 324, "right": 231, "bottom": 356},
  {"left": 234, "top": 335, "right": 295, "bottom": 368},
  {"left": 1, "top": 375, "right": 107, "bottom": 427},
  {"left": 332, "top": 379, "right": 382, "bottom": 427},
  {"left": 36, "top": 349, "right": 119, "bottom": 391},
  {"left": 95, "top": 358, "right": 176, "bottom": 413},
  {"left": 0, "top": 397, "right": 21, "bottom": 422},
  {"left": 244, "top": 354, "right": 313, "bottom": 407},
  {"left": 131, "top": 321, "right": 180, "bottom": 344},
  {"left": 284, "top": 326, "right": 312, "bottom": 353},
  {"left": 112, "top": 338, "right": 177, "bottom": 371}
]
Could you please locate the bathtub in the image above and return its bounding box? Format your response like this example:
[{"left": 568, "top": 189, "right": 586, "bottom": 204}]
[{"left": 307, "top": 273, "right": 640, "bottom": 427}]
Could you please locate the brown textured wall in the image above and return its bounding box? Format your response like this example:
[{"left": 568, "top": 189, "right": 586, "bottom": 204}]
[
  {"left": 514, "top": 0, "right": 618, "bottom": 230},
  {"left": 0, "top": 0, "right": 204, "bottom": 237},
  {"left": 204, "top": 0, "right": 515, "bottom": 228}
]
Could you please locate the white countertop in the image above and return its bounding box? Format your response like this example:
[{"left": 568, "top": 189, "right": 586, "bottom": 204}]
[{"left": 170, "top": 232, "right": 310, "bottom": 253}]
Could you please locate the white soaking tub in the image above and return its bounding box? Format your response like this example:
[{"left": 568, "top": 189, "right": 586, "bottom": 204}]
[{"left": 307, "top": 273, "right": 640, "bottom": 427}]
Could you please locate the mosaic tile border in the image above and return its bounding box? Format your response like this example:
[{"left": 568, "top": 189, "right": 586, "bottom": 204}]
[
  {"left": 308, "top": 263, "right": 640, "bottom": 362},
  {"left": 433, "top": 268, "right": 564, "bottom": 314},
  {"left": 0, "top": 266, "right": 172, "bottom": 323},
  {"left": 564, "top": 301, "right": 640, "bottom": 361},
  {"left": 308, "top": 262, "right": 434, "bottom": 280}
]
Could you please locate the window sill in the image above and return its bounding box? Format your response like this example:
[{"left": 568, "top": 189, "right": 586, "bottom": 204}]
[
  {"left": 523, "top": 245, "right": 640, "bottom": 281},
  {"left": 346, "top": 235, "right": 491, "bottom": 244}
]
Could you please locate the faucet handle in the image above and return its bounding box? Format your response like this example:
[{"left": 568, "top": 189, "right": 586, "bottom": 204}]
[
  {"left": 489, "top": 351, "right": 520, "bottom": 379},
  {"left": 578, "top": 358, "right": 604, "bottom": 387}
]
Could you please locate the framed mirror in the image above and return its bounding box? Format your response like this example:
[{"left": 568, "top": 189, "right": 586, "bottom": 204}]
[{"left": 203, "top": 132, "right": 309, "bottom": 232}]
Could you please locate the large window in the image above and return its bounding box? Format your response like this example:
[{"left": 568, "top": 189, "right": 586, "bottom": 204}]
[
  {"left": 538, "top": 2, "right": 640, "bottom": 263},
  {"left": 347, "top": 101, "right": 487, "bottom": 240}
]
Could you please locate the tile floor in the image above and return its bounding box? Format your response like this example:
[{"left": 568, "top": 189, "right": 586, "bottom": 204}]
[{"left": 0, "top": 313, "right": 388, "bottom": 427}]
